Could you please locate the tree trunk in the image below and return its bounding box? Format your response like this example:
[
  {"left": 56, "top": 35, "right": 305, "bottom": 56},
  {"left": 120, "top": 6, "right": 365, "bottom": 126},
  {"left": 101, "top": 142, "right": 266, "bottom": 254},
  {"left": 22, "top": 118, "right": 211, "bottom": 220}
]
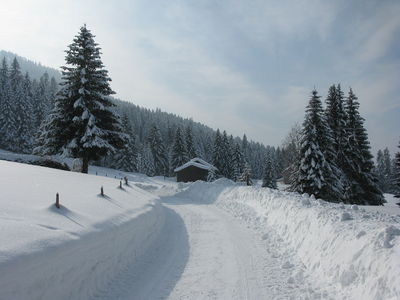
[{"left": 82, "top": 156, "right": 89, "bottom": 174}]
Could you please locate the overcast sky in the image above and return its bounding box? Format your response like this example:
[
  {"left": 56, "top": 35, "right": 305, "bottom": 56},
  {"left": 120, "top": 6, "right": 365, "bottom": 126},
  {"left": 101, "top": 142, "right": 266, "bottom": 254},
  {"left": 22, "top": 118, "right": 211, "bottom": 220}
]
[{"left": 1, "top": 0, "right": 399, "bottom": 154}]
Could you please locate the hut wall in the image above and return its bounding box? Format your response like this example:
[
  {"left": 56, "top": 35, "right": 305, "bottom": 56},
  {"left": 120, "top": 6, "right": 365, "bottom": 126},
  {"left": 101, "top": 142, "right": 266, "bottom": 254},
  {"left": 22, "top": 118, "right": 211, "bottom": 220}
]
[{"left": 176, "top": 166, "right": 208, "bottom": 182}]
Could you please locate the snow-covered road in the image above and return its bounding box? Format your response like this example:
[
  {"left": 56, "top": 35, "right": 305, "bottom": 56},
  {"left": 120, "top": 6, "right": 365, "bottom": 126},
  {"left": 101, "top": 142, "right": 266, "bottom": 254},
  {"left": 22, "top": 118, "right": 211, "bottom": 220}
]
[{"left": 97, "top": 194, "right": 318, "bottom": 300}]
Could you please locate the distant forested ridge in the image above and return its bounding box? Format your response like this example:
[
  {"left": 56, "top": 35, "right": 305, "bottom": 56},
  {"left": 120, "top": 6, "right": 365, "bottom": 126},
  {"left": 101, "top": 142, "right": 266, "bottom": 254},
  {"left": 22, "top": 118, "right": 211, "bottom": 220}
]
[{"left": 0, "top": 50, "right": 61, "bottom": 82}]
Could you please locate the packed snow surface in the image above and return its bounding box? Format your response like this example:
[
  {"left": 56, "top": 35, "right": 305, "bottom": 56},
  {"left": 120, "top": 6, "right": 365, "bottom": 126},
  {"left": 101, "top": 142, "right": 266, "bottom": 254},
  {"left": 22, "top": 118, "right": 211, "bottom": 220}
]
[{"left": 1, "top": 159, "right": 399, "bottom": 299}]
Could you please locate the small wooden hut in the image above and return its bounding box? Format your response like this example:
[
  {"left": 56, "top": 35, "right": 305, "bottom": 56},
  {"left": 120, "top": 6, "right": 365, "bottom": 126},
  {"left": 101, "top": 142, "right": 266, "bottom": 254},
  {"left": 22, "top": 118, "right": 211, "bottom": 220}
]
[{"left": 174, "top": 158, "right": 217, "bottom": 182}]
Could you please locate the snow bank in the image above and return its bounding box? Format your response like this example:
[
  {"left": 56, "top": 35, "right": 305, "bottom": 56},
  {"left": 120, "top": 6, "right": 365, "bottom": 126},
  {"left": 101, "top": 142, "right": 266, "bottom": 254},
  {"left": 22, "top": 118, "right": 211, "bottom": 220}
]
[
  {"left": 0, "top": 160, "right": 165, "bottom": 300},
  {"left": 179, "top": 181, "right": 400, "bottom": 300},
  {"left": 0, "top": 148, "right": 73, "bottom": 170}
]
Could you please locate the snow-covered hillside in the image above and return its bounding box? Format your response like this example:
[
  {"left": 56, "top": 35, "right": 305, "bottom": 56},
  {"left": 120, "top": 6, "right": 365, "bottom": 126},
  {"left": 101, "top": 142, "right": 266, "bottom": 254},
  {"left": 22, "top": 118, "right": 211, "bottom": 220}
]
[
  {"left": 1, "top": 160, "right": 399, "bottom": 300},
  {"left": 0, "top": 160, "right": 164, "bottom": 300}
]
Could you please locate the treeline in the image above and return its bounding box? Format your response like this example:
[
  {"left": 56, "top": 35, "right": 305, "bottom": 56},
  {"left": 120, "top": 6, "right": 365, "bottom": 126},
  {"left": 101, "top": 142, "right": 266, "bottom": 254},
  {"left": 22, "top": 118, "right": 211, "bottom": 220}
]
[
  {"left": 289, "top": 85, "right": 384, "bottom": 205},
  {"left": 104, "top": 100, "right": 277, "bottom": 179},
  {"left": 0, "top": 57, "right": 57, "bottom": 153}
]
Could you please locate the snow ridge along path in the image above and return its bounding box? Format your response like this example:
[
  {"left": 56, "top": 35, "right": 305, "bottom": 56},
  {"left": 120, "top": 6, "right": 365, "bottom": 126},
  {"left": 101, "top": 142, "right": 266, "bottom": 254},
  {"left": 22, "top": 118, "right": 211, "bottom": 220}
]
[{"left": 176, "top": 179, "right": 400, "bottom": 300}]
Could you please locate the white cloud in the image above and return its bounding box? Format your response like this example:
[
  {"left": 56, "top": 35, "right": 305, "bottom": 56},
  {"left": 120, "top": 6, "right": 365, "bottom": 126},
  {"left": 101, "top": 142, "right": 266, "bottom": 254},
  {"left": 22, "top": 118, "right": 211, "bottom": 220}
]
[{"left": 357, "top": 2, "right": 400, "bottom": 62}]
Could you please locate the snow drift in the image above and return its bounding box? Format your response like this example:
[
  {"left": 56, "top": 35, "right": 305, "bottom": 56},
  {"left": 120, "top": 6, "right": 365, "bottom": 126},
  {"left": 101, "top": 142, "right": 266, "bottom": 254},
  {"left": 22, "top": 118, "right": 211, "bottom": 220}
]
[
  {"left": 0, "top": 161, "right": 165, "bottom": 300},
  {"left": 178, "top": 180, "right": 400, "bottom": 300}
]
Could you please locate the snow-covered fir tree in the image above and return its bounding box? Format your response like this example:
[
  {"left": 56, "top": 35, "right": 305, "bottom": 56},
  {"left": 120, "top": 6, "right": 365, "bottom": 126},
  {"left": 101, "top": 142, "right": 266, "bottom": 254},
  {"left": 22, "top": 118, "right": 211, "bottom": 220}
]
[
  {"left": 325, "top": 85, "right": 347, "bottom": 167},
  {"left": 147, "top": 124, "right": 168, "bottom": 176},
  {"left": 48, "top": 76, "right": 58, "bottom": 108},
  {"left": 395, "top": 141, "right": 400, "bottom": 198},
  {"left": 242, "top": 134, "right": 249, "bottom": 161},
  {"left": 343, "top": 88, "right": 384, "bottom": 205},
  {"left": 0, "top": 58, "right": 16, "bottom": 151},
  {"left": 171, "top": 127, "right": 188, "bottom": 170},
  {"left": 114, "top": 114, "right": 137, "bottom": 172},
  {"left": 22, "top": 73, "right": 35, "bottom": 144},
  {"left": 316, "top": 109, "right": 344, "bottom": 200},
  {"left": 232, "top": 142, "right": 244, "bottom": 182},
  {"left": 219, "top": 130, "right": 233, "bottom": 179},
  {"left": 375, "top": 148, "right": 394, "bottom": 193},
  {"left": 34, "top": 25, "right": 125, "bottom": 173},
  {"left": 137, "top": 145, "right": 155, "bottom": 176},
  {"left": 212, "top": 129, "right": 224, "bottom": 174},
  {"left": 292, "top": 89, "right": 341, "bottom": 201},
  {"left": 262, "top": 151, "right": 277, "bottom": 189},
  {"left": 240, "top": 162, "right": 253, "bottom": 186},
  {"left": 324, "top": 85, "right": 348, "bottom": 194},
  {"left": 10, "top": 58, "right": 33, "bottom": 153},
  {"left": 32, "top": 74, "right": 50, "bottom": 129},
  {"left": 185, "top": 126, "right": 197, "bottom": 159}
]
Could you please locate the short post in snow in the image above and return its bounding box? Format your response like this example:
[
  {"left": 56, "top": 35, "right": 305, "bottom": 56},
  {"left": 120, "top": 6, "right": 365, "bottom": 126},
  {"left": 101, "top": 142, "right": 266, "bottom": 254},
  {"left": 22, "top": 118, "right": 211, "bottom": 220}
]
[
  {"left": 124, "top": 176, "right": 128, "bottom": 185},
  {"left": 119, "top": 181, "right": 122, "bottom": 189},
  {"left": 55, "top": 193, "right": 60, "bottom": 209},
  {"left": 96, "top": 171, "right": 98, "bottom": 175},
  {"left": 101, "top": 186, "right": 104, "bottom": 196}
]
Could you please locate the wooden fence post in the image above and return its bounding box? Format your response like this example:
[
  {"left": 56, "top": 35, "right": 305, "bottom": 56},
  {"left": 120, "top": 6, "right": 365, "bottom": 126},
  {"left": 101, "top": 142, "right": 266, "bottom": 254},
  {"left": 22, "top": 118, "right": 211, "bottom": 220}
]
[{"left": 55, "top": 193, "right": 60, "bottom": 209}]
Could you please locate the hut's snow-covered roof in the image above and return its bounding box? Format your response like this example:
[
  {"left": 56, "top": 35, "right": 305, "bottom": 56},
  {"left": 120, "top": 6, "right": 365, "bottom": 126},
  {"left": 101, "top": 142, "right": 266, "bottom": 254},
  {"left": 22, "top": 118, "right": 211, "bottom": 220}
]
[{"left": 174, "top": 158, "right": 217, "bottom": 173}]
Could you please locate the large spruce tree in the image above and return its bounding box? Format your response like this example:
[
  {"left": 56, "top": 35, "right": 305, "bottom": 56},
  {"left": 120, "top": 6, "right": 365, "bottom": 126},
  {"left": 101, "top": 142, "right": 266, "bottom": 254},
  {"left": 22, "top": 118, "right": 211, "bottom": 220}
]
[
  {"left": 240, "top": 162, "right": 253, "bottom": 186},
  {"left": 292, "top": 90, "right": 341, "bottom": 201},
  {"left": 171, "top": 127, "right": 188, "bottom": 170},
  {"left": 376, "top": 148, "right": 394, "bottom": 193},
  {"left": 21, "top": 73, "right": 35, "bottom": 150},
  {"left": 137, "top": 144, "right": 155, "bottom": 176},
  {"left": 220, "top": 130, "right": 233, "bottom": 179},
  {"left": 35, "top": 25, "right": 125, "bottom": 173},
  {"left": 395, "top": 141, "right": 400, "bottom": 198},
  {"left": 147, "top": 124, "right": 168, "bottom": 176},
  {"left": 325, "top": 85, "right": 347, "bottom": 166},
  {"left": 232, "top": 142, "right": 244, "bottom": 182},
  {"left": 185, "top": 126, "right": 197, "bottom": 159},
  {"left": 0, "top": 58, "right": 16, "bottom": 150},
  {"left": 212, "top": 129, "right": 223, "bottom": 173},
  {"left": 344, "top": 88, "right": 384, "bottom": 205},
  {"left": 262, "top": 151, "right": 277, "bottom": 189},
  {"left": 10, "top": 58, "right": 33, "bottom": 153},
  {"left": 114, "top": 114, "right": 137, "bottom": 172}
]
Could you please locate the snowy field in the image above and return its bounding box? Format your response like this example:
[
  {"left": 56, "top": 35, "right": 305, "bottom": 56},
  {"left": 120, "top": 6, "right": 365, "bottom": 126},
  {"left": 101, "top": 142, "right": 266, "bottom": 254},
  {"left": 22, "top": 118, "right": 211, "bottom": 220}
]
[
  {"left": 0, "top": 158, "right": 399, "bottom": 299},
  {"left": 0, "top": 160, "right": 164, "bottom": 299}
]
